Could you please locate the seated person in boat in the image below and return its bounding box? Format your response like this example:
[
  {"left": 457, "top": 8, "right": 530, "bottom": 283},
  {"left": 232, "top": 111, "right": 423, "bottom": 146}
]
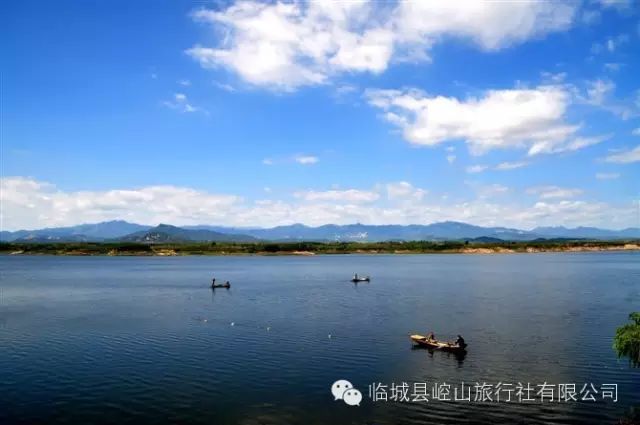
[
  {"left": 455, "top": 335, "right": 465, "bottom": 347},
  {"left": 426, "top": 332, "right": 435, "bottom": 342}
]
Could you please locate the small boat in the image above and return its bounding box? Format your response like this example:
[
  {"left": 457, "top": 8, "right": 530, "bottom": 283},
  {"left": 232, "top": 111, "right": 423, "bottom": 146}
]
[
  {"left": 410, "top": 334, "right": 467, "bottom": 353},
  {"left": 350, "top": 274, "right": 370, "bottom": 282},
  {"left": 211, "top": 279, "right": 231, "bottom": 289}
]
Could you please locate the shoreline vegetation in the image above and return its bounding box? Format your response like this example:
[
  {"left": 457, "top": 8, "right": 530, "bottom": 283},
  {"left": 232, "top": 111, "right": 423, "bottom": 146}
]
[{"left": 1, "top": 240, "right": 639, "bottom": 256}]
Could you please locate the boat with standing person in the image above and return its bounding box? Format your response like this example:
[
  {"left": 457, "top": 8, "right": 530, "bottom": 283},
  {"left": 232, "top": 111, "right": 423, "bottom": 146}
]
[
  {"left": 350, "top": 273, "right": 370, "bottom": 282},
  {"left": 211, "top": 278, "right": 231, "bottom": 289},
  {"left": 410, "top": 333, "right": 467, "bottom": 353}
]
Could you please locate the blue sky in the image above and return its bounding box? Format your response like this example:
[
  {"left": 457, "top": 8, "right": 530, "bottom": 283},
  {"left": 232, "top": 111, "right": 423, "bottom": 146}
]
[{"left": 1, "top": 0, "right": 639, "bottom": 230}]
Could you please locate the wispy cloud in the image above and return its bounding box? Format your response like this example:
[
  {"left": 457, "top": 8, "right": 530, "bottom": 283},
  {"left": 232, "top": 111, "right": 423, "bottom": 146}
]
[
  {"left": 604, "top": 145, "right": 640, "bottom": 163},
  {"left": 294, "top": 155, "right": 319, "bottom": 165},
  {"left": 294, "top": 189, "right": 379, "bottom": 203},
  {"left": 595, "top": 172, "right": 620, "bottom": 180},
  {"left": 526, "top": 186, "right": 584, "bottom": 199},
  {"left": 213, "top": 81, "right": 236, "bottom": 92},
  {"left": 495, "top": 161, "right": 528, "bottom": 171},
  {"left": 466, "top": 165, "right": 488, "bottom": 174},
  {"left": 603, "top": 62, "right": 623, "bottom": 72},
  {"left": 262, "top": 155, "right": 319, "bottom": 166},
  {"left": 163, "top": 93, "right": 204, "bottom": 113},
  {"left": 466, "top": 161, "right": 529, "bottom": 173},
  {"left": 591, "top": 34, "right": 629, "bottom": 54}
]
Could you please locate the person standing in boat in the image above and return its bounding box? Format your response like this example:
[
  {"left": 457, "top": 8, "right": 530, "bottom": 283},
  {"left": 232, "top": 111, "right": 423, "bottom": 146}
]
[
  {"left": 455, "top": 335, "right": 466, "bottom": 347},
  {"left": 427, "top": 332, "right": 435, "bottom": 342}
]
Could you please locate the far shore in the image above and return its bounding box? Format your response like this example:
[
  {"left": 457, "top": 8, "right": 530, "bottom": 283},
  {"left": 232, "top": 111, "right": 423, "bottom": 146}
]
[{"left": 1, "top": 241, "right": 639, "bottom": 257}]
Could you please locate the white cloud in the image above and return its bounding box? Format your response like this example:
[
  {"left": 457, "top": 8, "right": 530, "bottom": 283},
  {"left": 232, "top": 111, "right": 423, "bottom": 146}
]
[
  {"left": 604, "top": 62, "right": 622, "bottom": 72},
  {"left": 540, "top": 71, "right": 567, "bottom": 83},
  {"left": 178, "top": 79, "right": 192, "bottom": 86},
  {"left": 294, "top": 155, "right": 318, "bottom": 165},
  {"left": 163, "top": 93, "right": 203, "bottom": 113},
  {"left": 595, "top": 172, "right": 620, "bottom": 180},
  {"left": 0, "top": 177, "right": 240, "bottom": 230},
  {"left": 574, "top": 78, "right": 637, "bottom": 120},
  {"left": 596, "top": 0, "right": 632, "bottom": 9},
  {"left": 526, "top": 186, "right": 584, "bottom": 199},
  {"left": 591, "top": 34, "right": 629, "bottom": 54},
  {"left": 466, "top": 165, "right": 488, "bottom": 174},
  {"left": 367, "top": 85, "right": 595, "bottom": 156},
  {"left": 294, "top": 189, "right": 379, "bottom": 203},
  {"left": 187, "top": 1, "right": 577, "bottom": 90},
  {"left": 2, "top": 177, "right": 636, "bottom": 230},
  {"left": 213, "top": 81, "right": 237, "bottom": 92},
  {"left": 495, "top": 161, "right": 528, "bottom": 171},
  {"left": 446, "top": 154, "right": 456, "bottom": 164},
  {"left": 604, "top": 145, "right": 640, "bottom": 163},
  {"left": 334, "top": 85, "right": 358, "bottom": 96},
  {"left": 263, "top": 155, "right": 319, "bottom": 165},
  {"left": 585, "top": 79, "right": 615, "bottom": 105},
  {"left": 392, "top": 1, "right": 575, "bottom": 51},
  {"left": 528, "top": 135, "right": 610, "bottom": 156},
  {"left": 385, "top": 181, "right": 427, "bottom": 201},
  {"left": 632, "top": 128, "right": 640, "bottom": 136},
  {"left": 470, "top": 182, "right": 510, "bottom": 199},
  {"left": 581, "top": 9, "right": 601, "bottom": 25}
]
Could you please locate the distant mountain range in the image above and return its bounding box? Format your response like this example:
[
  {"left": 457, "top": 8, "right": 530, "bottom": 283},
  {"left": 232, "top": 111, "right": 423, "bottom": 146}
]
[
  {"left": 1, "top": 220, "right": 638, "bottom": 243},
  {"left": 0, "top": 220, "right": 150, "bottom": 242},
  {"left": 119, "top": 224, "right": 257, "bottom": 243}
]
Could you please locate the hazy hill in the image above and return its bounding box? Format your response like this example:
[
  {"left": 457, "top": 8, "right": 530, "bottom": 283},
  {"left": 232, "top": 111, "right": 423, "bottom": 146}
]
[
  {"left": 117, "top": 224, "right": 257, "bottom": 243},
  {"left": 1, "top": 220, "right": 150, "bottom": 242}
]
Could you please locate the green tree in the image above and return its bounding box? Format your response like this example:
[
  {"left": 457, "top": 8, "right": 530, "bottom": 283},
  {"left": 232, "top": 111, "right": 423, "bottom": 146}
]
[{"left": 614, "top": 312, "right": 640, "bottom": 368}]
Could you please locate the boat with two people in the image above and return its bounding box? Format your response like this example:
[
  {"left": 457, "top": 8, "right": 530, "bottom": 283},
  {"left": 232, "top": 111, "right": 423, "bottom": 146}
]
[
  {"left": 211, "top": 278, "right": 231, "bottom": 289},
  {"left": 410, "top": 332, "right": 467, "bottom": 353},
  {"left": 350, "top": 273, "right": 370, "bottom": 283}
]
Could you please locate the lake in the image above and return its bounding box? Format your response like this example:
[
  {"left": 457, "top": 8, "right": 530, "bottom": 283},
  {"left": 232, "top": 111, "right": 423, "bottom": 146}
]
[{"left": 1, "top": 253, "right": 639, "bottom": 424}]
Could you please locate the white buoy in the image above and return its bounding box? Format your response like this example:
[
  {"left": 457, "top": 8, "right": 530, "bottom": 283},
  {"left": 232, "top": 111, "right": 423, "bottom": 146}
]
[
  {"left": 328, "top": 334, "right": 332, "bottom": 339},
  {"left": 230, "top": 322, "right": 235, "bottom": 326},
  {"left": 267, "top": 326, "right": 271, "bottom": 331}
]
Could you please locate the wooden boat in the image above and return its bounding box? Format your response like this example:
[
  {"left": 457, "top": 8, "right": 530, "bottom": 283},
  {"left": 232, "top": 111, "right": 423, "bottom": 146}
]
[
  {"left": 211, "top": 282, "right": 231, "bottom": 289},
  {"left": 410, "top": 334, "right": 467, "bottom": 353},
  {"left": 350, "top": 276, "right": 370, "bottom": 282}
]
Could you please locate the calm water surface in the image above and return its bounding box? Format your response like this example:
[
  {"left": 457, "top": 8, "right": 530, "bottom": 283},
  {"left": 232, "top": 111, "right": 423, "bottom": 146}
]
[{"left": 1, "top": 253, "right": 639, "bottom": 424}]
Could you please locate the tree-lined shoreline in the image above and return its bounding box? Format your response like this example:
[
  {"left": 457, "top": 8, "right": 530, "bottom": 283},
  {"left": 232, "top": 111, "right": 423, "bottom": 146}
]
[{"left": 2, "top": 240, "right": 639, "bottom": 256}]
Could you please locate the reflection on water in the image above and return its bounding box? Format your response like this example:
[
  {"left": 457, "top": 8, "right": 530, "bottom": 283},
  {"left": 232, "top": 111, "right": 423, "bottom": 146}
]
[
  {"left": 0, "top": 253, "right": 639, "bottom": 425},
  {"left": 411, "top": 345, "right": 468, "bottom": 365}
]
